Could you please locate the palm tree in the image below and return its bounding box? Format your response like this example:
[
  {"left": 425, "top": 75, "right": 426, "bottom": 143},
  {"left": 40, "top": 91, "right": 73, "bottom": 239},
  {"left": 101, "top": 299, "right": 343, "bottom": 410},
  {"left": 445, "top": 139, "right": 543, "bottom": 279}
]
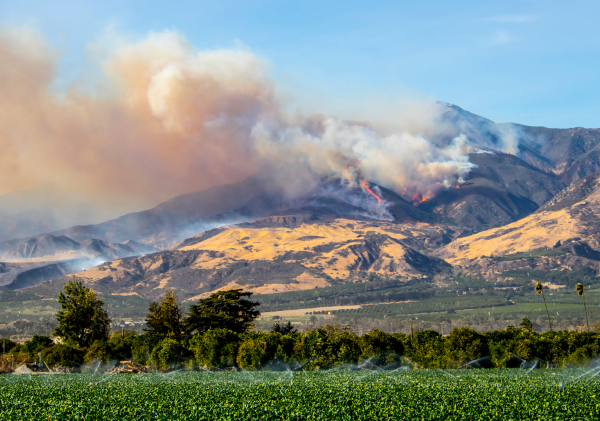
[
  {"left": 519, "top": 317, "right": 533, "bottom": 332},
  {"left": 576, "top": 283, "right": 590, "bottom": 332},
  {"left": 535, "top": 282, "right": 552, "bottom": 331}
]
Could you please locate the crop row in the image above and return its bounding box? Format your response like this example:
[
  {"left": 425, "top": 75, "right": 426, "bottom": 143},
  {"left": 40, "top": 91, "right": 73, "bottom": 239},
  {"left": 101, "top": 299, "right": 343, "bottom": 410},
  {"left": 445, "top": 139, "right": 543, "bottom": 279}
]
[{"left": 1, "top": 369, "right": 599, "bottom": 420}]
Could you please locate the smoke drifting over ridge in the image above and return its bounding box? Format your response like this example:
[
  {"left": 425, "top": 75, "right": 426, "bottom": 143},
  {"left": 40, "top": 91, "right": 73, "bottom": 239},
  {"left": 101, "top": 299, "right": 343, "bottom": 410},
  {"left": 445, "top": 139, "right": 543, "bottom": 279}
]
[{"left": 0, "top": 28, "right": 517, "bottom": 217}]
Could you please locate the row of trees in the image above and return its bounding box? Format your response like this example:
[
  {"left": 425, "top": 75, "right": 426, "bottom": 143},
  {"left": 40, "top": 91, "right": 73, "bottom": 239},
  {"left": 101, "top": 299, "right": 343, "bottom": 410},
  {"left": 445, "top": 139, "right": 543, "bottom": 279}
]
[
  {"left": 2, "top": 279, "right": 600, "bottom": 371},
  {"left": 4, "top": 323, "right": 600, "bottom": 371},
  {"left": 32, "top": 279, "right": 261, "bottom": 349}
]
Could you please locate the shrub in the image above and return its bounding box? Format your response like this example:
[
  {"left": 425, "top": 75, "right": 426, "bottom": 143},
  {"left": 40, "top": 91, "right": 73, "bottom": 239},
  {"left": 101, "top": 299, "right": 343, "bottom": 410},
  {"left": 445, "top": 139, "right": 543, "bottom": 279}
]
[
  {"left": 84, "top": 340, "right": 113, "bottom": 362},
  {"left": 131, "top": 332, "right": 165, "bottom": 365},
  {"left": 23, "top": 335, "right": 53, "bottom": 354},
  {"left": 151, "top": 338, "right": 191, "bottom": 370},
  {"left": 406, "top": 330, "right": 447, "bottom": 368},
  {"left": 191, "top": 329, "right": 240, "bottom": 368},
  {"left": 360, "top": 329, "right": 403, "bottom": 366},
  {"left": 446, "top": 327, "right": 489, "bottom": 363},
  {"left": 42, "top": 344, "right": 85, "bottom": 368},
  {"left": 107, "top": 333, "right": 136, "bottom": 360},
  {"left": 0, "top": 338, "right": 17, "bottom": 353},
  {"left": 236, "top": 337, "right": 267, "bottom": 370}
]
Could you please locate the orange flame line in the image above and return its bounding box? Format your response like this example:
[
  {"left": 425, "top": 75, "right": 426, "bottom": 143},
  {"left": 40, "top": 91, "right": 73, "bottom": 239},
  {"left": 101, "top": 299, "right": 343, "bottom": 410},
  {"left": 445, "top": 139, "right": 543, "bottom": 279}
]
[{"left": 361, "top": 180, "right": 382, "bottom": 204}]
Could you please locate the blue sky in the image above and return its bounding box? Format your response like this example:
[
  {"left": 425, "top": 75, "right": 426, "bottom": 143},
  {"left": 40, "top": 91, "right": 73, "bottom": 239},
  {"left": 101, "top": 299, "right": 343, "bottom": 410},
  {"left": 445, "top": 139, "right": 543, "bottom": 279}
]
[{"left": 1, "top": 0, "right": 599, "bottom": 128}]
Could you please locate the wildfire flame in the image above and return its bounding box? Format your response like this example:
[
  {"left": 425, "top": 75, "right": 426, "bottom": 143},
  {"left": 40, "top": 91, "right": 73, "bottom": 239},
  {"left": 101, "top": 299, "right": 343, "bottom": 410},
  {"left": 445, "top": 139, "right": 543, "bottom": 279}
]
[
  {"left": 361, "top": 180, "right": 382, "bottom": 204},
  {"left": 401, "top": 188, "right": 406, "bottom": 196},
  {"left": 422, "top": 196, "right": 426, "bottom": 202}
]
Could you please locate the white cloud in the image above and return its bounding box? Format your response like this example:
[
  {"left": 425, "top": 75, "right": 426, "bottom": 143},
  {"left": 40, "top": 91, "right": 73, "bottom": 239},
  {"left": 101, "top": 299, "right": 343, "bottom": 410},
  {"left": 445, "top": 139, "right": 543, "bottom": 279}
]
[{"left": 484, "top": 15, "right": 538, "bottom": 23}]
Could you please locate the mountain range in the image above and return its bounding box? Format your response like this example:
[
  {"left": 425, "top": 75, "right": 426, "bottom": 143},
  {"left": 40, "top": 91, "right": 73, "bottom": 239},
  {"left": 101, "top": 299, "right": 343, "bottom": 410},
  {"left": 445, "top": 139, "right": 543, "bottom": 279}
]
[{"left": 2, "top": 102, "right": 600, "bottom": 302}]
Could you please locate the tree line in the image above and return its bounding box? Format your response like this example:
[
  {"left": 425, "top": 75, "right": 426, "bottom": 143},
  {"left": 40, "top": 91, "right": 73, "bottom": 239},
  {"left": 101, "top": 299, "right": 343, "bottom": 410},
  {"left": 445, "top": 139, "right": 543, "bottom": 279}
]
[{"left": 2, "top": 278, "right": 600, "bottom": 371}]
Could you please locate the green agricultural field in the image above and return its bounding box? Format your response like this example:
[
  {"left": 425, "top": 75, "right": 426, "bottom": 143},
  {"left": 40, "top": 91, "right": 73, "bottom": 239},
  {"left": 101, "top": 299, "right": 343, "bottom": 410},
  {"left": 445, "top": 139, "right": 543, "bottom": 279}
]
[{"left": 1, "top": 369, "right": 600, "bottom": 420}]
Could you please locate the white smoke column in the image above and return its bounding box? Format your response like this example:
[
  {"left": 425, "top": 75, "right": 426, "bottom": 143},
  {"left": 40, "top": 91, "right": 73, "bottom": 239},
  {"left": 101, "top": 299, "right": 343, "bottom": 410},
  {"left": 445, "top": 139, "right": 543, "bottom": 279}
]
[{"left": 253, "top": 119, "right": 477, "bottom": 197}]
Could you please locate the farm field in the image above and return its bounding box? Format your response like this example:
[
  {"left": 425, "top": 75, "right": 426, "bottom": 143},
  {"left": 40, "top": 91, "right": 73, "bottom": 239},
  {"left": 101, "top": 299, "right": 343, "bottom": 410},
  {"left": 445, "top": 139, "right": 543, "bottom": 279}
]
[{"left": 1, "top": 369, "right": 599, "bottom": 420}]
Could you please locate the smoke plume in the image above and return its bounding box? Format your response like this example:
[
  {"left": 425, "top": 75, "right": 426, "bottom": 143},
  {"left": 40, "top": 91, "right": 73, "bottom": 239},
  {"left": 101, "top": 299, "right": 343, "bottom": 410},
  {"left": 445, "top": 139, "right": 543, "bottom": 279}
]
[{"left": 0, "top": 27, "right": 515, "bottom": 220}]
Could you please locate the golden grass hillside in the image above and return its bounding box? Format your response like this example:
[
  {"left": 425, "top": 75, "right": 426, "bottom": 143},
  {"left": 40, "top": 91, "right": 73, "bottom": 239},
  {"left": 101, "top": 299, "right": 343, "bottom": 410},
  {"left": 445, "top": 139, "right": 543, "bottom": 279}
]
[
  {"left": 441, "top": 174, "right": 600, "bottom": 265},
  {"left": 47, "top": 218, "right": 451, "bottom": 300}
]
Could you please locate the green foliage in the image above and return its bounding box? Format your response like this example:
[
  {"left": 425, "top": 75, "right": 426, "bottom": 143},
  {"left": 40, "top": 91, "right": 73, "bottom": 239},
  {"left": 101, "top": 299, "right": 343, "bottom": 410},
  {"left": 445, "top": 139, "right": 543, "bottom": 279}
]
[
  {"left": 150, "top": 338, "right": 191, "bottom": 370},
  {"left": 84, "top": 340, "right": 113, "bottom": 362},
  {"left": 360, "top": 329, "right": 403, "bottom": 366},
  {"left": 185, "top": 289, "right": 260, "bottom": 334},
  {"left": 131, "top": 332, "right": 165, "bottom": 365},
  {"left": 446, "top": 327, "right": 488, "bottom": 362},
  {"left": 519, "top": 317, "right": 533, "bottom": 332},
  {"left": 404, "top": 330, "right": 447, "bottom": 368},
  {"left": 505, "top": 266, "right": 598, "bottom": 287},
  {"left": 107, "top": 333, "right": 136, "bottom": 361},
  {"left": 53, "top": 278, "right": 111, "bottom": 348},
  {"left": 41, "top": 344, "right": 85, "bottom": 367},
  {"left": 0, "top": 337, "right": 17, "bottom": 352},
  {"left": 236, "top": 337, "right": 269, "bottom": 370},
  {"left": 4, "top": 371, "right": 600, "bottom": 419},
  {"left": 23, "top": 335, "right": 53, "bottom": 354},
  {"left": 191, "top": 328, "right": 241, "bottom": 368},
  {"left": 144, "top": 290, "right": 185, "bottom": 339}
]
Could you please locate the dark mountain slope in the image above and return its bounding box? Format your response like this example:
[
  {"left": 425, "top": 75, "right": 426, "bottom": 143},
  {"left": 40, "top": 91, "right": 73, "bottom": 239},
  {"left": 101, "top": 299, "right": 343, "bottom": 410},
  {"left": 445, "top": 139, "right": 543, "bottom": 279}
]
[
  {"left": 419, "top": 152, "right": 565, "bottom": 226},
  {"left": 49, "top": 173, "right": 292, "bottom": 248}
]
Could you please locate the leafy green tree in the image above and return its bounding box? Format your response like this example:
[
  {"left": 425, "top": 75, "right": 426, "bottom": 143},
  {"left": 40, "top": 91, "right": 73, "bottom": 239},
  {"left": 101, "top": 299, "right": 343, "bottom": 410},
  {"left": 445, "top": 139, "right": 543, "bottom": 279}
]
[
  {"left": 41, "top": 344, "right": 85, "bottom": 368},
  {"left": 534, "top": 282, "right": 552, "bottom": 331},
  {"left": 236, "top": 337, "right": 269, "bottom": 370},
  {"left": 145, "top": 290, "right": 185, "bottom": 339},
  {"left": 0, "top": 338, "right": 17, "bottom": 353},
  {"left": 23, "top": 335, "right": 53, "bottom": 353},
  {"left": 150, "top": 338, "right": 191, "bottom": 370},
  {"left": 184, "top": 289, "right": 260, "bottom": 334},
  {"left": 519, "top": 317, "right": 533, "bottom": 332},
  {"left": 360, "top": 329, "right": 404, "bottom": 366},
  {"left": 406, "top": 330, "right": 447, "bottom": 368},
  {"left": 191, "top": 329, "right": 241, "bottom": 368},
  {"left": 53, "top": 279, "right": 111, "bottom": 348},
  {"left": 294, "top": 328, "right": 336, "bottom": 370},
  {"left": 84, "top": 340, "right": 113, "bottom": 362},
  {"left": 131, "top": 332, "right": 165, "bottom": 365},
  {"left": 446, "top": 327, "right": 488, "bottom": 363},
  {"left": 576, "top": 283, "right": 590, "bottom": 332}
]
